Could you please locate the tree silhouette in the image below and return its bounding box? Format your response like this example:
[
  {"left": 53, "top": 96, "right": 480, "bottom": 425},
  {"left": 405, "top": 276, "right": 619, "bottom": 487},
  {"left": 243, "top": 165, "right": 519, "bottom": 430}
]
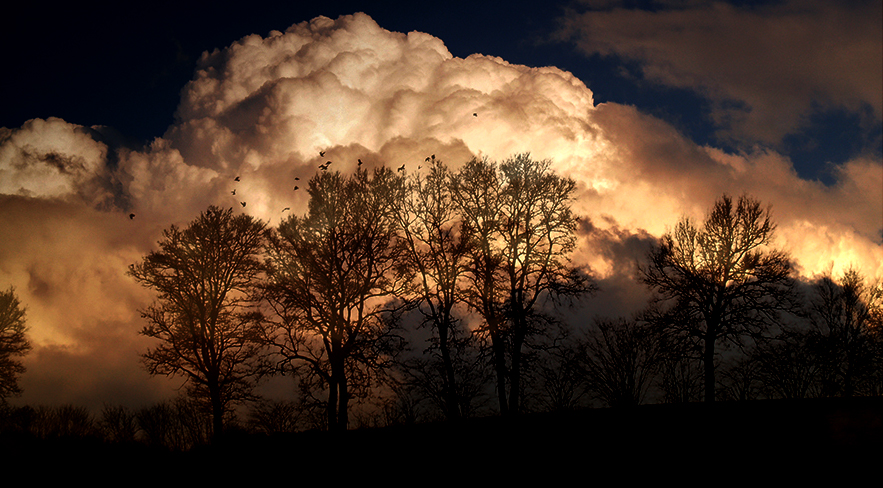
[
  {"left": 392, "top": 156, "right": 474, "bottom": 420},
  {"left": 640, "top": 194, "right": 798, "bottom": 402},
  {"left": 530, "top": 328, "right": 589, "bottom": 412},
  {"left": 452, "top": 154, "right": 594, "bottom": 415},
  {"left": 0, "top": 287, "right": 30, "bottom": 401},
  {"left": 136, "top": 396, "right": 212, "bottom": 450},
  {"left": 264, "top": 167, "right": 412, "bottom": 431},
  {"left": 128, "top": 206, "right": 270, "bottom": 437},
  {"left": 579, "top": 317, "right": 664, "bottom": 407},
  {"left": 753, "top": 328, "right": 822, "bottom": 399},
  {"left": 395, "top": 348, "right": 490, "bottom": 420},
  {"left": 807, "top": 267, "right": 883, "bottom": 397}
]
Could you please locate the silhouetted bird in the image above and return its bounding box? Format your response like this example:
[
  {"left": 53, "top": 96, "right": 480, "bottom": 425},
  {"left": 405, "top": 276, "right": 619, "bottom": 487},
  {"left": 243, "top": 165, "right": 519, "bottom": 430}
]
[
  {"left": 295, "top": 177, "right": 300, "bottom": 181},
  {"left": 234, "top": 176, "right": 240, "bottom": 181},
  {"left": 319, "top": 151, "right": 325, "bottom": 157},
  {"left": 241, "top": 202, "right": 246, "bottom": 207},
  {"left": 231, "top": 189, "right": 236, "bottom": 195},
  {"left": 282, "top": 207, "right": 290, "bottom": 212},
  {"left": 129, "top": 213, "right": 135, "bottom": 219},
  {"left": 473, "top": 113, "right": 477, "bottom": 117},
  {"left": 294, "top": 186, "right": 299, "bottom": 190},
  {"left": 358, "top": 159, "right": 363, "bottom": 167},
  {"left": 398, "top": 164, "right": 405, "bottom": 172},
  {"left": 425, "top": 156, "right": 430, "bottom": 162}
]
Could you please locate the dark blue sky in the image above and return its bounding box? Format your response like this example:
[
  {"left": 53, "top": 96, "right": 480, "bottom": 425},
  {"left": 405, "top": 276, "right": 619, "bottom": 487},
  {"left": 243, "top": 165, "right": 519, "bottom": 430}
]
[{"left": 3, "top": 1, "right": 880, "bottom": 185}]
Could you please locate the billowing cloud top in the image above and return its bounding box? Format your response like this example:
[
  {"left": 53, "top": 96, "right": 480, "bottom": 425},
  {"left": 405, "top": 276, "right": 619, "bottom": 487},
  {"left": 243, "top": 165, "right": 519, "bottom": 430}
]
[{"left": 0, "top": 12, "right": 880, "bottom": 409}]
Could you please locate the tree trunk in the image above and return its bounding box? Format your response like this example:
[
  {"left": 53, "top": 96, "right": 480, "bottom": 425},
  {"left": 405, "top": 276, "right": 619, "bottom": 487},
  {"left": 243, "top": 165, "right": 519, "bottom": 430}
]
[
  {"left": 489, "top": 319, "right": 509, "bottom": 416},
  {"left": 438, "top": 319, "right": 461, "bottom": 420},
  {"left": 509, "top": 318, "right": 526, "bottom": 415},
  {"left": 327, "top": 375, "right": 339, "bottom": 431},
  {"left": 704, "top": 330, "right": 716, "bottom": 403},
  {"left": 209, "top": 381, "right": 224, "bottom": 440},
  {"left": 338, "top": 372, "right": 349, "bottom": 431}
]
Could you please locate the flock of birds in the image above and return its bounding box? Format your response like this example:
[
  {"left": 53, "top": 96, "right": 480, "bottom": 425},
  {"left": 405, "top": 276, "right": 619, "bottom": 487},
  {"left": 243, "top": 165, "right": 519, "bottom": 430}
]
[
  {"left": 128, "top": 110, "right": 479, "bottom": 221},
  {"left": 224, "top": 150, "right": 430, "bottom": 217},
  {"left": 227, "top": 150, "right": 335, "bottom": 215},
  {"left": 126, "top": 151, "right": 430, "bottom": 221}
]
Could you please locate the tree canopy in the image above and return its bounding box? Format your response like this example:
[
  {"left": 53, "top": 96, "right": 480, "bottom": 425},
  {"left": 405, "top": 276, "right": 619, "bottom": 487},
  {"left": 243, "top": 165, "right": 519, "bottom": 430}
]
[
  {"left": 264, "top": 167, "right": 412, "bottom": 431},
  {"left": 452, "top": 154, "right": 595, "bottom": 414},
  {"left": 0, "top": 287, "right": 30, "bottom": 400},
  {"left": 640, "top": 194, "right": 799, "bottom": 402},
  {"left": 128, "top": 205, "right": 270, "bottom": 436}
]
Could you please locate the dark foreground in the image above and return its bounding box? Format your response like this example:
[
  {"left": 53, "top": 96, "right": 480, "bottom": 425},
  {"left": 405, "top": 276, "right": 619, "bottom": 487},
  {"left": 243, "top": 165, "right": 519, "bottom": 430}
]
[{"left": 4, "top": 397, "right": 880, "bottom": 482}]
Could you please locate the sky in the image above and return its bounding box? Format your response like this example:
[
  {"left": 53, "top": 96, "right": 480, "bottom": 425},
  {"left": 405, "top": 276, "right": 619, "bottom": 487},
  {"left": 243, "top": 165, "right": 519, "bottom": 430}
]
[{"left": 1, "top": 0, "right": 881, "bottom": 411}]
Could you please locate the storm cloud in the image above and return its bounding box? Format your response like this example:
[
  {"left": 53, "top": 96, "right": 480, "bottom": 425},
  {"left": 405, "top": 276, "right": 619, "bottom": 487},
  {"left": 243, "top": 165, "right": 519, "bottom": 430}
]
[
  {"left": 0, "top": 12, "right": 879, "bottom": 409},
  {"left": 556, "top": 0, "right": 882, "bottom": 147}
]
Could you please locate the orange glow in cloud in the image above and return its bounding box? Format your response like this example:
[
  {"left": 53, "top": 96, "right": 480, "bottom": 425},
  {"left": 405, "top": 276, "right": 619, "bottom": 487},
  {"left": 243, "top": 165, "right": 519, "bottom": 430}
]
[{"left": 0, "top": 12, "right": 880, "bottom": 408}]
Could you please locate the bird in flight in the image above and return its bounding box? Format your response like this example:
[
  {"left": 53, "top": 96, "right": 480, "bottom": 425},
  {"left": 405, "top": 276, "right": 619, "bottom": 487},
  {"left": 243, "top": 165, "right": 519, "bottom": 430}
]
[
  {"left": 294, "top": 177, "right": 300, "bottom": 181},
  {"left": 358, "top": 159, "right": 363, "bottom": 167},
  {"left": 234, "top": 176, "right": 240, "bottom": 181},
  {"left": 294, "top": 186, "right": 299, "bottom": 191},
  {"left": 129, "top": 213, "right": 135, "bottom": 220},
  {"left": 473, "top": 113, "right": 477, "bottom": 117},
  {"left": 319, "top": 151, "right": 325, "bottom": 157},
  {"left": 398, "top": 164, "right": 405, "bottom": 172},
  {"left": 241, "top": 202, "right": 246, "bottom": 207},
  {"left": 282, "top": 207, "right": 290, "bottom": 212},
  {"left": 231, "top": 189, "right": 236, "bottom": 195}
]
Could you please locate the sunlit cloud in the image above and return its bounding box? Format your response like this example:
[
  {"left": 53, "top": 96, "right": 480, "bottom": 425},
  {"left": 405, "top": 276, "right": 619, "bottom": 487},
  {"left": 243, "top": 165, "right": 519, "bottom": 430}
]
[
  {"left": 0, "top": 12, "right": 879, "bottom": 408},
  {"left": 0, "top": 118, "right": 114, "bottom": 206}
]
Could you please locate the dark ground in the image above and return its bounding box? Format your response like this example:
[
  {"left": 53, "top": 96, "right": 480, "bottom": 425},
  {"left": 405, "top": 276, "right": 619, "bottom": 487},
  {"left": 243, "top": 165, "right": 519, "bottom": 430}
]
[{"left": 4, "top": 397, "right": 880, "bottom": 483}]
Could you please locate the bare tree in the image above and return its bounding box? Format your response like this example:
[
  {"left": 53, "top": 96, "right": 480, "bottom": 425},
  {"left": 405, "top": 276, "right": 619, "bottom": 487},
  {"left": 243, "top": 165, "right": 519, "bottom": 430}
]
[
  {"left": 717, "top": 354, "right": 763, "bottom": 401},
  {"left": 28, "top": 404, "right": 97, "bottom": 439},
  {"left": 579, "top": 317, "right": 664, "bottom": 407},
  {"left": 264, "top": 167, "right": 412, "bottom": 431},
  {"left": 452, "top": 154, "right": 595, "bottom": 415},
  {"left": 640, "top": 194, "right": 798, "bottom": 402},
  {"left": 99, "top": 404, "right": 139, "bottom": 444},
  {"left": 397, "top": 341, "right": 491, "bottom": 420},
  {"left": 659, "top": 356, "right": 704, "bottom": 403},
  {"left": 392, "top": 156, "right": 474, "bottom": 420},
  {"left": 247, "top": 398, "right": 305, "bottom": 434},
  {"left": 753, "top": 329, "right": 822, "bottom": 399},
  {"left": 136, "top": 396, "right": 212, "bottom": 450},
  {"left": 128, "top": 206, "right": 270, "bottom": 437},
  {"left": 807, "top": 267, "right": 883, "bottom": 397},
  {"left": 0, "top": 287, "right": 30, "bottom": 401},
  {"left": 530, "top": 328, "right": 590, "bottom": 412}
]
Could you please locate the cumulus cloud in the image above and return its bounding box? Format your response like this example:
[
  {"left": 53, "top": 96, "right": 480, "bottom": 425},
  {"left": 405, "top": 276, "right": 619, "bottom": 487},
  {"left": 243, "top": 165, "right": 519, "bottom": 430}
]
[
  {"left": 0, "top": 118, "right": 117, "bottom": 207},
  {"left": 556, "top": 0, "right": 883, "bottom": 146},
  {"left": 0, "top": 12, "right": 879, "bottom": 408}
]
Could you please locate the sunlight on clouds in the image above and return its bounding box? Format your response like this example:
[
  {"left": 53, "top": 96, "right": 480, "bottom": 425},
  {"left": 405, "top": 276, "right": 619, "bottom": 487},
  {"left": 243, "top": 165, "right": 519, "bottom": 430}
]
[
  {"left": 172, "top": 14, "right": 597, "bottom": 166},
  {"left": 0, "top": 199, "right": 152, "bottom": 347},
  {"left": 117, "top": 138, "right": 224, "bottom": 224},
  {"left": 0, "top": 12, "right": 880, "bottom": 407},
  {"left": 0, "top": 118, "right": 110, "bottom": 204},
  {"left": 781, "top": 221, "right": 883, "bottom": 281}
]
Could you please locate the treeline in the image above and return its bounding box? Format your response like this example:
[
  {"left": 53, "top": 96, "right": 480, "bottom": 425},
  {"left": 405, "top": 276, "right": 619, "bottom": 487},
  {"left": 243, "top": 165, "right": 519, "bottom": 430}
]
[{"left": 1, "top": 153, "right": 881, "bottom": 448}]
